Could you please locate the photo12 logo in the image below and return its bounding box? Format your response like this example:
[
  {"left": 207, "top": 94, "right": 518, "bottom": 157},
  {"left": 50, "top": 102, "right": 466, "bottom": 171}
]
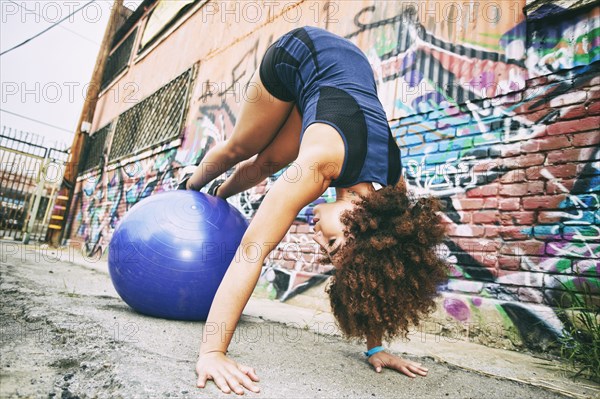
[
  {"left": 1, "top": 1, "right": 104, "bottom": 24},
  {"left": 1, "top": 81, "right": 140, "bottom": 105},
  {"left": 199, "top": 1, "right": 339, "bottom": 24}
]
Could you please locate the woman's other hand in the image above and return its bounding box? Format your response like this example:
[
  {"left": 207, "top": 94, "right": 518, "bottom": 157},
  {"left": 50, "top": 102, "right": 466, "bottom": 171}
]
[
  {"left": 367, "top": 351, "right": 428, "bottom": 378},
  {"left": 196, "top": 352, "right": 260, "bottom": 395}
]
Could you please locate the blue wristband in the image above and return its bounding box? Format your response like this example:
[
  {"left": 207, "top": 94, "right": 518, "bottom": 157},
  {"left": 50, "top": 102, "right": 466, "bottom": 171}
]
[{"left": 364, "top": 346, "right": 385, "bottom": 357}]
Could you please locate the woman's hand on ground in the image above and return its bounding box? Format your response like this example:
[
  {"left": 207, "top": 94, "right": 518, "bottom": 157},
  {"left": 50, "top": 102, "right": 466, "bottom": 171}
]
[
  {"left": 367, "top": 351, "right": 428, "bottom": 378},
  {"left": 196, "top": 352, "right": 260, "bottom": 395}
]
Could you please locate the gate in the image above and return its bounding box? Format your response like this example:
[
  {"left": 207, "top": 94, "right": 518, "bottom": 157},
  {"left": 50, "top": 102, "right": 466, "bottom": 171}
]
[{"left": 0, "top": 127, "right": 69, "bottom": 242}]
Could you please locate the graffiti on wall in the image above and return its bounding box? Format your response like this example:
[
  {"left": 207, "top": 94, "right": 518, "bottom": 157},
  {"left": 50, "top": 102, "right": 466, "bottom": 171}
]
[
  {"left": 406, "top": 3, "right": 596, "bottom": 348},
  {"left": 69, "top": 1, "right": 600, "bottom": 350},
  {"left": 256, "top": 2, "right": 600, "bottom": 349},
  {"left": 70, "top": 145, "right": 183, "bottom": 257}
]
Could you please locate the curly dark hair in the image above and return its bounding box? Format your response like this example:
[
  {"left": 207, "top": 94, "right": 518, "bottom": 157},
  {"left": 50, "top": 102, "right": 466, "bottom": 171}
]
[{"left": 324, "top": 179, "right": 449, "bottom": 342}]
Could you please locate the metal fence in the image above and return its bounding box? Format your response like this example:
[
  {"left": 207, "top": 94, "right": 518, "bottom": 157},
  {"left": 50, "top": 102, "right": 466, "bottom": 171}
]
[{"left": 0, "top": 127, "right": 69, "bottom": 242}]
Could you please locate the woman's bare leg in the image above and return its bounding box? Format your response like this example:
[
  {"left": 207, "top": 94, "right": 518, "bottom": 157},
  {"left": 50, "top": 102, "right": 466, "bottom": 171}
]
[
  {"left": 217, "top": 106, "right": 302, "bottom": 198},
  {"left": 186, "top": 70, "right": 294, "bottom": 190}
]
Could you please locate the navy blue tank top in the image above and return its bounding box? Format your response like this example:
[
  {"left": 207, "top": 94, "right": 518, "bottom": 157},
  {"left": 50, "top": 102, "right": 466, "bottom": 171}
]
[{"left": 259, "top": 26, "right": 402, "bottom": 188}]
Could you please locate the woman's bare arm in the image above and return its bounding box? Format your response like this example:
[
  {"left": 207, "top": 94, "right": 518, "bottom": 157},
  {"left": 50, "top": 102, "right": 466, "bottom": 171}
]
[
  {"left": 367, "top": 333, "right": 382, "bottom": 350},
  {"left": 195, "top": 150, "right": 331, "bottom": 394},
  {"left": 198, "top": 150, "right": 333, "bottom": 355},
  {"left": 195, "top": 124, "right": 344, "bottom": 395}
]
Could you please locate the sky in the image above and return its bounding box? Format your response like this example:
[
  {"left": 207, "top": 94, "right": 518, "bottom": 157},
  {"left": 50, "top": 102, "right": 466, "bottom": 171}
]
[{"left": 0, "top": 0, "right": 143, "bottom": 150}]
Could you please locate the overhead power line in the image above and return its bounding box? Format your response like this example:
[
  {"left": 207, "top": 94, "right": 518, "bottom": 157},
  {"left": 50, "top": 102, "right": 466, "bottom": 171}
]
[
  {"left": 0, "top": 0, "right": 98, "bottom": 57},
  {"left": 7, "top": 0, "right": 101, "bottom": 46},
  {"left": 0, "top": 108, "right": 74, "bottom": 134}
]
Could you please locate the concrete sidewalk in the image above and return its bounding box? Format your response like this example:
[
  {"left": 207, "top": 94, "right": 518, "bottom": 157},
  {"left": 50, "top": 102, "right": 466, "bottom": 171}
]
[{"left": 1, "top": 243, "right": 598, "bottom": 398}]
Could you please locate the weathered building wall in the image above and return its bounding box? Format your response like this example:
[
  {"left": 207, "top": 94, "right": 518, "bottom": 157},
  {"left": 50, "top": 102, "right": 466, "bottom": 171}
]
[{"left": 67, "top": 0, "right": 599, "bottom": 351}]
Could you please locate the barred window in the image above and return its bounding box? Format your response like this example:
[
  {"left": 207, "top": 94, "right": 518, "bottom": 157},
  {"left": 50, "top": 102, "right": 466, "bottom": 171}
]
[
  {"left": 101, "top": 27, "right": 138, "bottom": 90},
  {"left": 109, "top": 68, "right": 192, "bottom": 162},
  {"left": 81, "top": 123, "right": 111, "bottom": 172},
  {"left": 139, "top": 0, "right": 201, "bottom": 51}
]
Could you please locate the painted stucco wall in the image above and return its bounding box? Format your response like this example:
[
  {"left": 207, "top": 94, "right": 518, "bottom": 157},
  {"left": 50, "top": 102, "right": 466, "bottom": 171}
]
[{"left": 68, "top": 0, "right": 599, "bottom": 351}]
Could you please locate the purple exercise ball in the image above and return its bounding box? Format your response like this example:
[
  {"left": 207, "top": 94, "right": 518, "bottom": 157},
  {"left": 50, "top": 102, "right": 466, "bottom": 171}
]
[{"left": 108, "top": 190, "right": 248, "bottom": 320}]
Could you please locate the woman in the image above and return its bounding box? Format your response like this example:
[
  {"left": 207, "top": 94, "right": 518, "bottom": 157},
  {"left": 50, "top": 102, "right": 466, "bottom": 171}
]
[{"left": 186, "top": 26, "right": 448, "bottom": 395}]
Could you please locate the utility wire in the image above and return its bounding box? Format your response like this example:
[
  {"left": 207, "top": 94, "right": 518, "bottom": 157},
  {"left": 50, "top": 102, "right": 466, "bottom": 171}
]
[
  {"left": 0, "top": 109, "right": 74, "bottom": 134},
  {"left": 0, "top": 0, "right": 98, "bottom": 57},
  {"left": 7, "top": 0, "right": 101, "bottom": 46}
]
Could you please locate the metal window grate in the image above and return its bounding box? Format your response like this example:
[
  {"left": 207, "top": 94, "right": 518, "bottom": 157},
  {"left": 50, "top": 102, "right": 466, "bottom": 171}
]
[
  {"left": 109, "top": 68, "right": 192, "bottom": 162},
  {"left": 101, "top": 27, "right": 138, "bottom": 90},
  {"left": 81, "top": 124, "right": 111, "bottom": 172}
]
